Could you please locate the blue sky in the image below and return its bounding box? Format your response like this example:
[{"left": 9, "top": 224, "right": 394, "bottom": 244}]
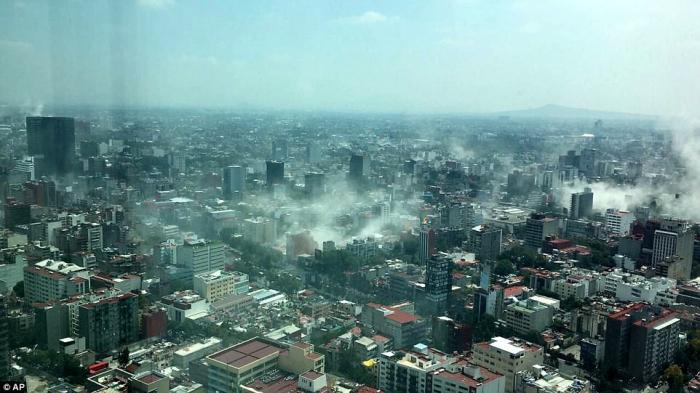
[{"left": 1, "top": 0, "right": 699, "bottom": 115}]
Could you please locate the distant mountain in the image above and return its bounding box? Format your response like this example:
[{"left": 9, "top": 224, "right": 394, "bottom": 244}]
[{"left": 488, "top": 104, "right": 657, "bottom": 120}]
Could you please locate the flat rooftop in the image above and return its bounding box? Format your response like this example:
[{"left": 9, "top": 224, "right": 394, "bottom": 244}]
[{"left": 209, "top": 339, "right": 283, "bottom": 369}]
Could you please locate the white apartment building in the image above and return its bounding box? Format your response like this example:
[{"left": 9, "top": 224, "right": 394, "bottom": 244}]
[
  {"left": 472, "top": 337, "right": 544, "bottom": 393},
  {"left": 605, "top": 209, "right": 635, "bottom": 237}
]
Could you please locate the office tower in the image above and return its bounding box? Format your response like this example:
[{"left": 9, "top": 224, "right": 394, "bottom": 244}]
[
  {"left": 605, "top": 209, "right": 635, "bottom": 237},
  {"left": 558, "top": 150, "right": 580, "bottom": 169},
  {"left": 349, "top": 153, "right": 369, "bottom": 181},
  {"left": 222, "top": 165, "right": 246, "bottom": 199},
  {"left": 271, "top": 139, "right": 288, "bottom": 160},
  {"left": 580, "top": 148, "right": 597, "bottom": 177},
  {"left": 78, "top": 292, "right": 140, "bottom": 353},
  {"left": 603, "top": 303, "right": 680, "bottom": 382},
  {"left": 524, "top": 214, "right": 559, "bottom": 250},
  {"left": 469, "top": 224, "right": 502, "bottom": 263},
  {"left": 419, "top": 228, "right": 436, "bottom": 265},
  {"left": 177, "top": 239, "right": 226, "bottom": 278},
  {"left": 651, "top": 219, "right": 694, "bottom": 280},
  {"left": 305, "top": 142, "right": 321, "bottom": 163},
  {"left": 26, "top": 116, "right": 76, "bottom": 175},
  {"left": 425, "top": 254, "right": 453, "bottom": 313},
  {"left": 304, "top": 172, "right": 325, "bottom": 198},
  {"left": 265, "top": 160, "right": 284, "bottom": 186},
  {"left": 0, "top": 296, "right": 8, "bottom": 380},
  {"left": 569, "top": 188, "right": 593, "bottom": 219}
]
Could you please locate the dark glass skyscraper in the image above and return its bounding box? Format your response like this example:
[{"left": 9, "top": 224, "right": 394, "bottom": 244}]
[
  {"left": 265, "top": 160, "right": 284, "bottom": 186},
  {"left": 26, "top": 116, "right": 76, "bottom": 176}
]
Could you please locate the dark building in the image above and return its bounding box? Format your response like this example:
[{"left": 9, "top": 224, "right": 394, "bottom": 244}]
[
  {"left": 432, "top": 315, "right": 471, "bottom": 354},
  {"left": 80, "top": 140, "right": 100, "bottom": 158},
  {"left": 525, "top": 214, "right": 559, "bottom": 250},
  {"left": 4, "top": 198, "right": 31, "bottom": 230},
  {"left": 569, "top": 188, "right": 593, "bottom": 219},
  {"left": 33, "top": 303, "right": 70, "bottom": 350},
  {"left": 349, "top": 153, "right": 369, "bottom": 182},
  {"left": 304, "top": 172, "right": 325, "bottom": 198},
  {"left": 579, "top": 148, "right": 597, "bottom": 177},
  {"left": 141, "top": 307, "right": 168, "bottom": 339},
  {"left": 603, "top": 303, "right": 680, "bottom": 382},
  {"left": 26, "top": 116, "right": 76, "bottom": 176},
  {"left": 222, "top": 165, "right": 245, "bottom": 200},
  {"left": 403, "top": 159, "right": 416, "bottom": 175},
  {"left": 78, "top": 292, "right": 140, "bottom": 354},
  {"left": 469, "top": 224, "right": 502, "bottom": 263},
  {"left": 580, "top": 338, "right": 603, "bottom": 371},
  {"left": 265, "top": 160, "right": 284, "bottom": 187},
  {"left": 425, "top": 254, "right": 453, "bottom": 314}
]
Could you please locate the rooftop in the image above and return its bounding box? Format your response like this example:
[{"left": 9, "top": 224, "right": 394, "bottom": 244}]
[{"left": 208, "top": 339, "right": 283, "bottom": 369}]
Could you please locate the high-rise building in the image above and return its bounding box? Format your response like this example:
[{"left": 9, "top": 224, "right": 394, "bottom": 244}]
[
  {"left": 24, "top": 259, "right": 91, "bottom": 303},
  {"left": 651, "top": 219, "right": 694, "bottom": 280},
  {"left": 604, "top": 209, "right": 636, "bottom": 237},
  {"left": 349, "top": 153, "right": 369, "bottom": 181},
  {"left": 271, "top": 139, "right": 288, "bottom": 160},
  {"left": 265, "top": 160, "right": 284, "bottom": 186},
  {"left": 26, "top": 116, "right": 76, "bottom": 175},
  {"left": 304, "top": 172, "right": 325, "bottom": 198},
  {"left": 177, "top": 239, "right": 226, "bottom": 280},
  {"left": 432, "top": 315, "right": 471, "bottom": 353},
  {"left": 580, "top": 148, "right": 597, "bottom": 177},
  {"left": 603, "top": 303, "right": 680, "bottom": 382},
  {"left": 469, "top": 224, "right": 502, "bottom": 263},
  {"left": 223, "top": 165, "right": 246, "bottom": 199},
  {"left": 524, "top": 214, "right": 559, "bottom": 250},
  {"left": 419, "top": 228, "right": 437, "bottom": 265},
  {"left": 569, "top": 188, "right": 593, "bottom": 219},
  {"left": 425, "top": 254, "right": 453, "bottom": 313},
  {"left": 305, "top": 142, "right": 321, "bottom": 163},
  {"left": 78, "top": 292, "right": 140, "bottom": 353}
]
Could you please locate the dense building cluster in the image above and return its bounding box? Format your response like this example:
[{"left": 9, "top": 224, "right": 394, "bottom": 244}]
[{"left": 0, "top": 110, "right": 698, "bottom": 393}]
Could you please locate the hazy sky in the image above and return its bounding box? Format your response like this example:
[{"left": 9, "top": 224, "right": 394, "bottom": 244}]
[{"left": 1, "top": 0, "right": 699, "bottom": 115}]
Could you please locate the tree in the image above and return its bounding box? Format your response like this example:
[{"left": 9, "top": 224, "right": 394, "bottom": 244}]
[
  {"left": 494, "top": 259, "right": 515, "bottom": 276},
  {"left": 12, "top": 281, "right": 24, "bottom": 297},
  {"left": 665, "top": 364, "right": 684, "bottom": 393}
]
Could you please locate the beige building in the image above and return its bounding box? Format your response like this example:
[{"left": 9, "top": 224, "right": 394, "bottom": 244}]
[
  {"left": 472, "top": 337, "right": 544, "bottom": 393},
  {"left": 206, "top": 338, "right": 324, "bottom": 393},
  {"left": 193, "top": 270, "right": 249, "bottom": 302}
]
